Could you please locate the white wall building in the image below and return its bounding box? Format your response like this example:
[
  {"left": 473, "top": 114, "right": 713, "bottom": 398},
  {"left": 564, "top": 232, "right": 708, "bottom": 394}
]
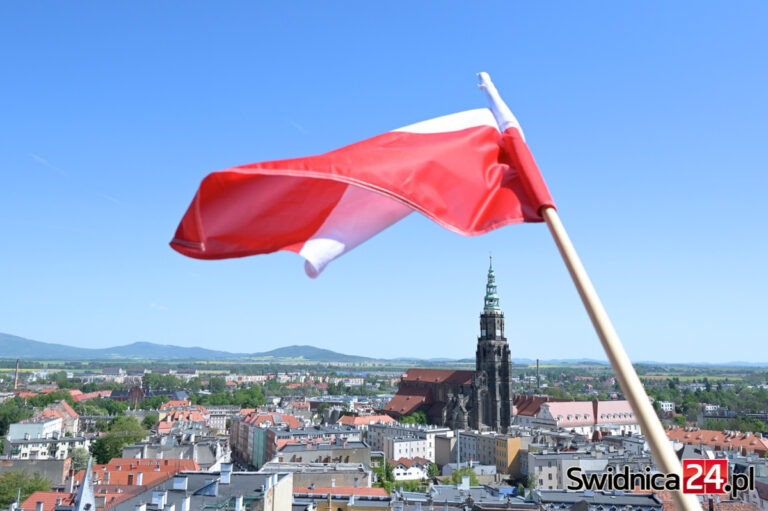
[
  {"left": 658, "top": 401, "right": 675, "bottom": 413},
  {"left": 7, "top": 417, "right": 63, "bottom": 441}
]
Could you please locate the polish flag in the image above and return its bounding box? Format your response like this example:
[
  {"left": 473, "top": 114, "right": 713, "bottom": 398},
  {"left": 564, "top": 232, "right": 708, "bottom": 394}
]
[{"left": 171, "top": 79, "right": 554, "bottom": 277}]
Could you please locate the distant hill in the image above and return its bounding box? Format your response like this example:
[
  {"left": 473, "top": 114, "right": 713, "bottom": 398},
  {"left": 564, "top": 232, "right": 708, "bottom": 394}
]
[
  {"left": 0, "top": 333, "right": 371, "bottom": 362},
  {"left": 2, "top": 332, "right": 765, "bottom": 366},
  {"left": 0, "top": 333, "right": 243, "bottom": 360},
  {"left": 251, "top": 345, "right": 374, "bottom": 362}
]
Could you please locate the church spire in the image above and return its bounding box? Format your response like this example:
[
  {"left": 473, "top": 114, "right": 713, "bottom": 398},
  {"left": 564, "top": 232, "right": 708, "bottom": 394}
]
[{"left": 484, "top": 256, "right": 501, "bottom": 311}]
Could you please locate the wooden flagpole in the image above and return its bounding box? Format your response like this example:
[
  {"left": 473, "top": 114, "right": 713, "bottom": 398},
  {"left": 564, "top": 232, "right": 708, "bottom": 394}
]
[
  {"left": 477, "top": 72, "right": 701, "bottom": 511},
  {"left": 541, "top": 206, "right": 700, "bottom": 511}
]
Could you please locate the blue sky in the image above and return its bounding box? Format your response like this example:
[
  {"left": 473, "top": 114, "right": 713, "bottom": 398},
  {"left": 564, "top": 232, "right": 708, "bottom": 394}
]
[{"left": 1, "top": 2, "right": 766, "bottom": 363}]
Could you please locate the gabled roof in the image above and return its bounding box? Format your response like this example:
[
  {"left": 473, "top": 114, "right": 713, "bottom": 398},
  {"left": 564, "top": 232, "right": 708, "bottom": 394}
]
[
  {"left": 401, "top": 369, "right": 474, "bottom": 385},
  {"left": 513, "top": 395, "right": 566, "bottom": 416},
  {"left": 293, "top": 486, "right": 389, "bottom": 497},
  {"left": 390, "top": 457, "right": 430, "bottom": 469},
  {"left": 338, "top": 414, "right": 395, "bottom": 426},
  {"left": 243, "top": 411, "right": 302, "bottom": 428},
  {"left": 382, "top": 387, "right": 431, "bottom": 416},
  {"left": 22, "top": 491, "right": 76, "bottom": 511},
  {"left": 666, "top": 427, "right": 768, "bottom": 454}
]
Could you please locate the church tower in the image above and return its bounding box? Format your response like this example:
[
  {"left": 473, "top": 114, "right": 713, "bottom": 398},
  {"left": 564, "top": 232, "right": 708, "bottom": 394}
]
[{"left": 474, "top": 257, "right": 514, "bottom": 431}]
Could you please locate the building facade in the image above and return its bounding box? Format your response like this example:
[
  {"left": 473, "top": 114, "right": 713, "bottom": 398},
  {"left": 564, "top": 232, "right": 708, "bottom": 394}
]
[{"left": 384, "top": 260, "right": 515, "bottom": 432}]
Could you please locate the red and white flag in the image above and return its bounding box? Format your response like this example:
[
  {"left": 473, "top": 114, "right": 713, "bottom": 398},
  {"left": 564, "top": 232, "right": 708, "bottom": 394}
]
[{"left": 171, "top": 75, "right": 555, "bottom": 277}]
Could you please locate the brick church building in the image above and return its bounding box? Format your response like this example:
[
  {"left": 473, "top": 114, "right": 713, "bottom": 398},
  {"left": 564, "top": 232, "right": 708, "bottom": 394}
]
[{"left": 384, "top": 259, "right": 515, "bottom": 432}]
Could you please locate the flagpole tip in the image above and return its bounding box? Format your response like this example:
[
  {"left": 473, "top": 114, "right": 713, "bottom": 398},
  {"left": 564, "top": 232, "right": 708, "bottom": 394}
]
[{"left": 477, "top": 72, "right": 492, "bottom": 89}]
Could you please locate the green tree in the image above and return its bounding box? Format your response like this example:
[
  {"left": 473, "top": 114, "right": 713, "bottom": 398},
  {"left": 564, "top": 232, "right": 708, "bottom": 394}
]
[
  {"left": 397, "top": 480, "right": 423, "bottom": 492},
  {"left": 70, "top": 447, "right": 90, "bottom": 471},
  {"left": 209, "top": 377, "right": 227, "bottom": 393},
  {"left": 673, "top": 415, "right": 686, "bottom": 427},
  {"left": 0, "top": 471, "right": 50, "bottom": 507},
  {"left": 450, "top": 467, "right": 479, "bottom": 486},
  {"left": 372, "top": 460, "right": 395, "bottom": 493},
  {"left": 232, "top": 387, "right": 266, "bottom": 408},
  {"left": 142, "top": 414, "right": 158, "bottom": 430},
  {"left": 0, "top": 401, "right": 33, "bottom": 437},
  {"left": 90, "top": 417, "right": 146, "bottom": 463},
  {"left": 400, "top": 410, "right": 428, "bottom": 425},
  {"left": 427, "top": 462, "right": 440, "bottom": 478},
  {"left": 139, "top": 396, "right": 165, "bottom": 410}
]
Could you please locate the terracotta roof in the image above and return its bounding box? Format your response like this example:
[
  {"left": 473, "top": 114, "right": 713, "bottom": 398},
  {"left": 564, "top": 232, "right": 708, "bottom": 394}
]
[
  {"left": 382, "top": 387, "right": 431, "bottom": 416},
  {"left": 513, "top": 395, "right": 566, "bottom": 416},
  {"left": 596, "top": 400, "right": 635, "bottom": 424},
  {"left": 75, "top": 469, "right": 170, "bottom": 487},
  {"left": 243, "top": 411, "right": 302, "bottom": 428},
  {"left": 56, "top": 400, "right": 80, "bottom": 419},
  {"left": 390, "top": 457, "right": 430, "bottom": 469},
  {"left": 401, "top": 369, "right": 474, "bottom": 385},
  {"left": 106, "top": 458, "right": 200, "bottom": 471},
  {"left": 338, "top": 414, "right": 395, "bottom": 426},
  {"left": 160, "top": 399, "right": 192, "bottom": 409},
  {"left": 22, "top": 492, "right": 76, "bottom": 511},
  {"left": 293, "top": 486, "right": 389, "bottom": 497},
  {"left": 666, "top": 427, "right": 768, "bottom": 455}
]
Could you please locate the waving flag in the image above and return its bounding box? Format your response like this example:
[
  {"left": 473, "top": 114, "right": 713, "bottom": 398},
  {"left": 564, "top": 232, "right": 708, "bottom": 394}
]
[
  {"left": 169, "top": 73, "right": 701, "bottom": 510},
  {"left": 171, "top": 104, "right": 553, "bottom": 277}
]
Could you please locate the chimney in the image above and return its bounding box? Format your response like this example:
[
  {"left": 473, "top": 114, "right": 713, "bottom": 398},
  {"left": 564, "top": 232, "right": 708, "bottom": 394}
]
[
  {"left": 151, "top": 491, "right": 167, "bottom": 508},
  {"left": 136, "top": 472, "right": 143, "bottom": 486},
  {"left": 353, "top": 477, "right": 359, "bottom": 488},
  {"left": 56, "top": 499, "right": 62, "bottom": 506},
  {"left": 36, "top": 501, "right": 45, "bottom": 511},
  {"left": 181, "top": 496, "right": 190, "bottom": 511},
  {"left": 536, "top": 359, "right": 540, "bottom": 390},
  {"left": 164, "top": 505, "right": 175, "bottom": 511},
  {"left": 172, "top": 476, "right": 188, "bottom": 491},
  {"left": 135, "top": 505, "right": 146, "bottom": 511},
  {"left": 220, "top": 463, "right": 232, "bottom": 484},
  {"left": 235, "top": 496, "right": 244, "bottom": 511},
  {"left": 14, "top": 359, "right": 20, "bottom": 390},
  {"left": 331, "top": 478, "right": 336, "bottom": 488}
]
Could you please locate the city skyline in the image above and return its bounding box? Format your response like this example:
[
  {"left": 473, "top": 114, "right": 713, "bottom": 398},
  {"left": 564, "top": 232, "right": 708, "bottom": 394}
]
[{"left": 1, "top": 2, "right": 766, "bottom": 363}]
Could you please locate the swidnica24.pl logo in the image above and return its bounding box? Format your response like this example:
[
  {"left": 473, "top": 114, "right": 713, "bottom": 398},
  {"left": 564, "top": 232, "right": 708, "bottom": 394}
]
[{"left": 567, "top": 460, "right": 754, "bottom": 499}]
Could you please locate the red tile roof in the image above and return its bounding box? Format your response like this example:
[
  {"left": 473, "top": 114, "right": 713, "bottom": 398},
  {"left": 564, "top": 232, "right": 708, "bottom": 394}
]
[
  {"left": 293, "top": 487, "right": 389, "bottom": 497},
  {"left": 512, "top": 395, "right": 568, "bottom": 416},
  {"left": 338, "top": 414, "right": 395, "bottom": 426},
  {"left": 22, "top": 492, "right": 76, "bottom": 511},
  {"left": 390, "top": 457, "right": 430, "bottom": 469},
  {"left": 382, "top": 387, "right": 431, "bottom": 416},
  {"left": 666, "top": 427, "right": 768, "bottom": 456},
  {"left": 243, "top": 411, "right": 301, "bottom": 428},
  {"left": 401, "top": 369, "right": 474, "bottom": 385}
]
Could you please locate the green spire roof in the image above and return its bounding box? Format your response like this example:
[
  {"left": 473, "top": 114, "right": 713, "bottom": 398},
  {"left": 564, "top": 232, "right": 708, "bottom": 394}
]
[{"left": 484, "top": 256, "right": 500, "bottom": 311}]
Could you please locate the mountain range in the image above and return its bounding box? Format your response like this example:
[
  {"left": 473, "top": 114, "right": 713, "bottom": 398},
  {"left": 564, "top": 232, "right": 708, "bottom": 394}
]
[
  {"left": 1, "top": 332, "right": 765, "bottom": 366},
  {"left": 0, "top": 333, "right": 372, "bottom": 362}
]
